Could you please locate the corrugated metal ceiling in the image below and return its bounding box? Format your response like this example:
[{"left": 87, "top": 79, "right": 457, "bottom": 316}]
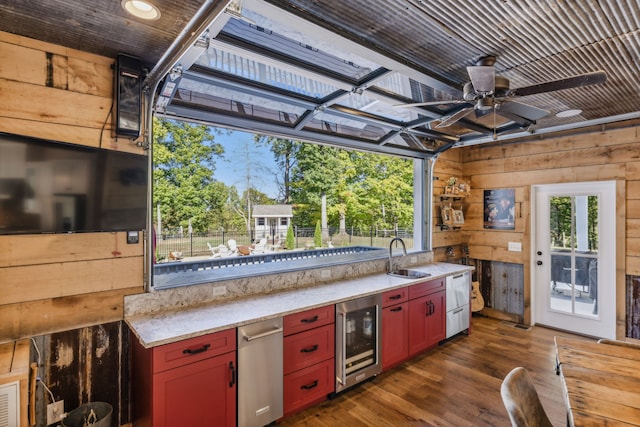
[{"left": 0, "top": 0, "right": 638, "bottom": 153}]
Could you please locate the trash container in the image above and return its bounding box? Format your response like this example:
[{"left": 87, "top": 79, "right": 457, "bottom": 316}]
[{"left": 62, "top": 402, "right": 112, "bottom": 427}]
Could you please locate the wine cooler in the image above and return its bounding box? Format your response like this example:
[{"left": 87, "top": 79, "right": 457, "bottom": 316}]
[{"left": 335, "top": 294, "right": 382, "bottom": 393}]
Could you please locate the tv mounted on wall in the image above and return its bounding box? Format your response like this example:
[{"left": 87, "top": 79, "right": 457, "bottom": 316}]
[{"left": 0, "top": 132, "right": 148, "bottom": 235}]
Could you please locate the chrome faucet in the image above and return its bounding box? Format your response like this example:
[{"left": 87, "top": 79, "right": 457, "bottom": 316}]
[{"left": 388, "top": 237, "right": 407, "bottom": 272}]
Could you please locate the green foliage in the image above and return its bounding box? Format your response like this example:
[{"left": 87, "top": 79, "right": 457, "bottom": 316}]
[
  {"left": 550, "top": 196, "right": 598, "bottom": 250},
  {"left": 153, "top": 122, "right": 414, "bottom": 236},
  {"left": 314, "top": 220, "right": 322, "bottom": 247},
  {"left": 153, "top": 118, "right": 225, "bottom": 232},
  {"left": 285, "top": 224, "right": 295, "bottom": 250}
]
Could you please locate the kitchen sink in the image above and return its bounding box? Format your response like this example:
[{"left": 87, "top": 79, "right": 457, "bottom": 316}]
[{"left": 387, "top": 269, "right": 431, "bottom": 279}]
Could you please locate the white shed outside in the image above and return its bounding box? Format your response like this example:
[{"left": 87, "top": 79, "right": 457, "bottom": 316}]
[{"left": 252, "top": 204, "right": 293, "bottom": 241}]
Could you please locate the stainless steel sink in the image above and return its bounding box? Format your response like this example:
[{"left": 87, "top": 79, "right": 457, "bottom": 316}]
[{"left": 387, "top": 269, "right": 431, "bottom": 279}]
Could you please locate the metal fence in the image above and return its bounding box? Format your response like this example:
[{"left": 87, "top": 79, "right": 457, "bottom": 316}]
[{"left": 155, "top": 227, "right": 413, "bottom": 261}]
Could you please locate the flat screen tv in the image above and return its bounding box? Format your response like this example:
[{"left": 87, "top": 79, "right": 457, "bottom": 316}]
[{"left": 0, "top": 132, "right": 148, "bottom": 235}]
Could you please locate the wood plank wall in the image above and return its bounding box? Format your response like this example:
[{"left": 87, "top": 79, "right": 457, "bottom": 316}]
[
  {"left": 0, "top": 31, "right": 146, "bottom": 343},
  {"left": 432, "top": 125, "right": 640, "bottom": 337}
]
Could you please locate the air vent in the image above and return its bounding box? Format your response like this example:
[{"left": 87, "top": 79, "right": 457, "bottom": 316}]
[{"left": 0, "top": 380, "right": 19, "bottom": 427}]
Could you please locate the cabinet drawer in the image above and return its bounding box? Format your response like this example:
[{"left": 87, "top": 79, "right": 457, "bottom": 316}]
[
  {"left": 284, "top": 358, "right": 334, "bottom": 416},
  {"left": 284, "top": 324, "right": 334, "bottom": 374},
  {"left": 382, "top": 287, "right": 408, "bottom": 307},
  {"left": 409, "top": 277, "right": 445, "bottom": 299},
  {"left": 152, "top": 329, "right": 236, "bottom": 373},
  {"left": 284, "top": 305, "right": 335, "bottom": 336}
]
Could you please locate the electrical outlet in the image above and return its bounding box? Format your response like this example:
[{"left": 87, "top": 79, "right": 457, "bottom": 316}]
[
  {"left": 212, "top": 285, "right": 227, "bottom": 296},
  {"left": 47, "top": 400, "right": 64, "bottom": 425},
  {"left": 508, "top": 242, "right": 522, "bottom": 252}
]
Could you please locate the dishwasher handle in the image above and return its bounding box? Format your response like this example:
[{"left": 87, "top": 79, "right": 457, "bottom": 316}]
[{"left": 242, "top": 326, "right": 283, "bottom": 342}]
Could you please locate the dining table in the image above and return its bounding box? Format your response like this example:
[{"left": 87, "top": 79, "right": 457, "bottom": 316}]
[{"left": 554, "top": 336, "right": 640, "bottom": 426}]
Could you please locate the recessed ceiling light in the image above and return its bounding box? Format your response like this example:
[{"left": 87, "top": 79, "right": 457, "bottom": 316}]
[
  {"left": 556, "top": 109, "right": 582, "bottom": 118},
  {"left": 121, "top": 0, "right": 161, "bottom": 20}
]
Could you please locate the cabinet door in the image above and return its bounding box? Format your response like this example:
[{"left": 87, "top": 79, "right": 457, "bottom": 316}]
[
  {"left": 152, "top": 351, "right": 236, "bottom": 427},
  {"left": 408, "top": 291, "right": 446, "bottom": 356},
  {"left": 427, "top": 290, "right": 446, "bottom": 344},
  {"left": 382, "top": 302, "right": 409, "bottom": 370}
]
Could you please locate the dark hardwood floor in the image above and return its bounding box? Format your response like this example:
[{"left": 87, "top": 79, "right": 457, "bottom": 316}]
[{"left": 279, "top": 315, "right": 585, "bottom": 426}]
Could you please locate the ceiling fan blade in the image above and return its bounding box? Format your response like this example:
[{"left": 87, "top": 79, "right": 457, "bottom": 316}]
[
  {"left": 434, "top": 107, "right": 475, "bottom": 128},
  {"left": 393, "top": 99, "right": 467, "bottom": 108},
  {"left": 498, "top": 101, "right": 549, "bottom": 121},
  {"left": 511, "top": 71, "right": 607, "bottom": 97},
  {"left": 467, "top": 65, "right": 495, "bottom": 93}
]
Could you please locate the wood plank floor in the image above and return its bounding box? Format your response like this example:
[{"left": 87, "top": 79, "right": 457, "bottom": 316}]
[{"left": 279, "top": 315, "right": 587, "bottom": 427}]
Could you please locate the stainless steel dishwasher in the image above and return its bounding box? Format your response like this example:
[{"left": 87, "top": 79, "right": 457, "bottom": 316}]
[{"left": 237, "top": 317, "right": 283, "bottom": 427}]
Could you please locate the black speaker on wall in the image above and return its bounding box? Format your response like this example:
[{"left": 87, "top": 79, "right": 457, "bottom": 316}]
[{"left": 114, "top": 54, "right": 142, "bottom": 139}]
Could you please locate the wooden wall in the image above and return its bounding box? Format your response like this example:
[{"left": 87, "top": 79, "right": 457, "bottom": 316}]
[
  {"left": 432, "top": 125, "right": 640, "bottom": 337},
  {"left": 0, "top": 32, "right": 146, "bottom": 343}
]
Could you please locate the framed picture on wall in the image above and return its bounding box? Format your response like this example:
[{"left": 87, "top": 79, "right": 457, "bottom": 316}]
[
  {"left": 441, "top": 205, "right": 453, "bottom": 225},
  {"left": 453, "top": 209, "right": 465, "bottom": 225},
  {"left": 484, "top": 188, "right": 515, "bottom": 230}
]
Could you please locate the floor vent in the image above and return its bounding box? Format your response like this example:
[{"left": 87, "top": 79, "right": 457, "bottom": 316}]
[
  {"left": 500, "top": 321, "right": 531, "bottom": 331},
  {"left": 0, "top": 380, "right": 19, "bottom": 427}
]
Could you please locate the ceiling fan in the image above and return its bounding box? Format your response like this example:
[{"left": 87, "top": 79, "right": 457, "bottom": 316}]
[{"left": 396, "top": 56, "right": 607, "bottom": 130}]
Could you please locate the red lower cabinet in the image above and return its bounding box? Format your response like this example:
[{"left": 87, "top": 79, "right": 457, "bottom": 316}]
[
  {"left": 382, "top": 302, "right": 409, "bottom": 370},
  {"left": 408, "top": 290, "right": 446, "bottom": 357},
  {"left": 283, "top": 358, "right": 334, "bottom": 416},
  {"left": 132, "top": 329, "right": 237, "bottom": 427},
  {"left": 283, "top": 305, "right": 335, "bottom": 417},
  {"left": 152, "top": 351, "right": 236, "bottom": 427},
  {"left": 381, "top": 279, "right": 447, "bottom": 369}
]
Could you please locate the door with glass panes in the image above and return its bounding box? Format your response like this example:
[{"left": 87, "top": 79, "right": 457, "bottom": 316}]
[{"left": 533, "top": 181, "right": 615, "bottom": 339}]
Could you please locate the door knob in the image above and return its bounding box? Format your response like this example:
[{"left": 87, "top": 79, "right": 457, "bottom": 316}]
[
  {"left": 537, "top": 260, "right": 543, "bottom": 265},
  {"left": 537, "top": 251, "right": 542, "bottom": 256}
]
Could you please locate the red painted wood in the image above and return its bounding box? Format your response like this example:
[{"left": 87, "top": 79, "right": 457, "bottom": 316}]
[
  {"left": 152, "top": 351, "right": 236, "bottom": 427},
  {"left": 284, "top": 304, "right": 335, "bottom": 336},
  {"left": 283, "top": 358, "right": 334, "bottom": 417},
  {"left": 382, "top": 301, "right": 409, "bottom": 370},
  {"left": 408, "top": 290, "right": 445, "bottom": 357},
  {"left": 381, "top": 287, "right": 408, "bottom": 308},
  {"left": 284, "top": 324, "right": 335, "bottom": 375},
  {"left": 152, "top": 329, "right": 236, "bottom": 373},
  {"left": 408, "top": 277, "right": 445, "bottom": 300}
]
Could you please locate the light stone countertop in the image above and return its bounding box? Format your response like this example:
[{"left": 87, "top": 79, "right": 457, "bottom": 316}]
[{"left": 126, "top": 262, "right": 473, "bottom": 348}]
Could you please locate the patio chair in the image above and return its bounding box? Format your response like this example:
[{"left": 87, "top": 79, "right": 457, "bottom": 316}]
[
  {"left": 227, "top": 239, "right": 239, "bottom": 255},
  {"left": 500, "top": 367, "right": 552, "bottom": 427},
  {"left": 251, "top": 238, "right": 268, "bottom": 254}
]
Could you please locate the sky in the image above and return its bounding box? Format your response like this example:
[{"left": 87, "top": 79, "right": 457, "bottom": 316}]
[{"left": 212, "top": 128, "right": 280, "bottom": 199}]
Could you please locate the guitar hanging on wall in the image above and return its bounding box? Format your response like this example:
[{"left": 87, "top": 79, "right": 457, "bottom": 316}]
[
  {"left": 471, "top": 281, "right": 485, "bottom": 312},
  {"left": 463, "top": 245, "right": 485, "bottom": 312}
]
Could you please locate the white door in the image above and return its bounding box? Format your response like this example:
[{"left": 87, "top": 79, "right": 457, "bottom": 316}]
[{"left": 532, "top": 181, "right": 615, "bottom": 339}]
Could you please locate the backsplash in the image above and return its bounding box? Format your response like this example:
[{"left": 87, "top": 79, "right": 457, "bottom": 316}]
[{"left": 125, "top": 251, "right": 433, "bottom": 317}]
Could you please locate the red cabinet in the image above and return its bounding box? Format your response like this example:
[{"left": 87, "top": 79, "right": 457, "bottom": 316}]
[
  {"left": 132, "top": 329, "right": 236, "bottom": 427},
  {"left": 408, "top": 289, "right": 446, "bottom": 356},
  {"left": 283, "top": 304, "right": 335, "bottom": 417},
  {"left": 382, "top": 288, "right": 409, "bottom": 370},
  {"left": 381, "top": 278, "right": 447, "bottom": 370}
]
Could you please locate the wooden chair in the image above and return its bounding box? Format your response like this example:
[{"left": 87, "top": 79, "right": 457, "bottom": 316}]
[{"left": 500, "top": 367, "right": 553, "bottom": 427}]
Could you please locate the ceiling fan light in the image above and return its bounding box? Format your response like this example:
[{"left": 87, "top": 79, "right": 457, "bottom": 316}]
[
  {"left": 556, "top": 109, "right": 582, "bottom": 118},
  {"left": 121, "top": 0, "right": 161, "bottom": 20},
  {"left": 477, "top": 97, "right": 495, "bottom": 110}
]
